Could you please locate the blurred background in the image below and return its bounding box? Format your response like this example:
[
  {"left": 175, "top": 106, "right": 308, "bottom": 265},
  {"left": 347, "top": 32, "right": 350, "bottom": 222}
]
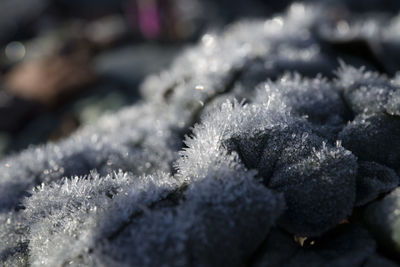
[{"left": 0, "top": 0, "right": 399, "bottom": 159}]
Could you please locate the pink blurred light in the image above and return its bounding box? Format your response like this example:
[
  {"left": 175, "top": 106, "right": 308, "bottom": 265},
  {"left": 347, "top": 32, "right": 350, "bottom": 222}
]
[{"left": 138, "top": 0, "right": 161, "bottom": 39}]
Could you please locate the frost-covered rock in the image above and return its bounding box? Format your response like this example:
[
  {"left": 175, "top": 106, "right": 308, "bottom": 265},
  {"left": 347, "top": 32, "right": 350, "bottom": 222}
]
[
  {"left": 22, "top": 135, "right": 283, "bottom": 266},
  {"left": 336, "top": 63, "right": 400, "bottom": 116},
  {"left": 216, "top": 102, "right": 357, "bottom": 236},
  {"left": 252, "top": 225, "right": 380, "bottom": 267},
  {"left": 255, "top": 74, "right": 349, "bottom": 127},
  {"left": 0, "top": 103, "right": 181, "bottom": 212},
  {"left": 269, "top": 142, "right": 357, "bottom": 236},
  {"left": 24, "top": 171, "right": 184, "bottom": 266},
  {"left": 102, "top": 172, "right": 283, "bottom": 267},
  {"left": 355, "top": 161, "right": 399, "bottom": 206},
  {"left": 364, "top": 187, "right": 400, "bottom": 256},
  {"left": 339, "top": 113, "right": 400, "bottom": 173}
]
